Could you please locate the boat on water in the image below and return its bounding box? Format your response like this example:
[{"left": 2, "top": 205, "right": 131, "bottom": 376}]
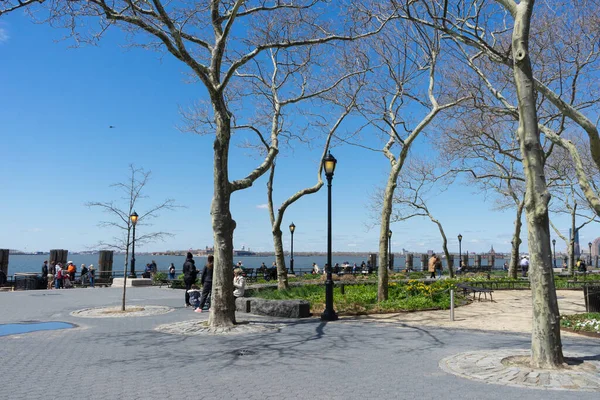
[{"left": 235, "top": 246, "right": 256, "bottom": 256}]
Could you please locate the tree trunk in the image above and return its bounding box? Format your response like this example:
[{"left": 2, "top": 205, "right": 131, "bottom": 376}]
[
  {"left": 511, "top": 0, "right": 564, "bottom": 368},
  {"left": 509, "top": 201, "right": 524, "bottom": 279},
  {"left": 569, "top": 204, "right": 577, "bottom": 275},
  {"left": 431, "top": 215, "right": 454, "bottom": 277},
  {"left": 121, "top": 227, "right": 131, "bottom": 312},
  {"left": 208, "top": 100, "right": 236, "bottom": 328},
  {"left": 378, "top": 173, "right": 396, "bottom": 301},
  {"left": 272, "top": 229, "right": 289, "bottom": 290}
]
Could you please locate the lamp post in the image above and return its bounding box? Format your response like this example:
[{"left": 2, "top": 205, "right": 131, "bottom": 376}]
[
  {"left": 388, "top": 229, "right": 393, "bottom": 271},
  {"left": 289, "top": 222, "right": 295, "bottom": 275},
  {"left": 458, "top": 234, "right": 463, "bottom": 268},
  {"left": 129, "top": 211, "right": 139, "bottom": 278},
  {"left": 321, "top": 151, "right": 338, "bottom": 321},
  {"left": 589, "top": 242, "right": 592, "bottom": 265},
  {"left": 552, "top": 239, "right": 556, "bottom": 267}
]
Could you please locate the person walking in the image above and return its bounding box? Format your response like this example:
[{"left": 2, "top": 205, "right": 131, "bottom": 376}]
[
  {"left": 428, "top": 254, "right": 437, "bottom": 279},
  {"left": 80, "top": 264, "right": 88, "bottom": 286},
  {"left": 55, "top": 263, "right": 63, "bottom": 289},
  {"left": 436, "top": 256, "right": 443, "bottom": 278},
  {"left": 88, "top": 265, "right": 95, "bottom": 288},
  {"left": 197, "top": 255, "right": 214, "bottom": 312},
  {"left": 182, "top": 252, "right": 197, "bottom": 307},
  {"left": 519, "top": 256, "right": 529, "bottom": 277},
  {"left": 41, "top": 261, "right": 48, "bottom": 289}
]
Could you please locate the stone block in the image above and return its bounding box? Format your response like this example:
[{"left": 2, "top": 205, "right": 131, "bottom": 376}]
[
  {"left": 246, "top": 297, "right": 311, "bottom": 318},
  {"left": 235, "top": 297, "right": 252, "bottom": 313},
  {"left": 111, "top": 278, "right": 152, "bottom": 288}
]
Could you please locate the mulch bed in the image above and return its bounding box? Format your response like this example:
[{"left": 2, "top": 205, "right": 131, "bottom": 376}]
[{"left": 561, "top": 326, "right": 600, "bottom": 338}]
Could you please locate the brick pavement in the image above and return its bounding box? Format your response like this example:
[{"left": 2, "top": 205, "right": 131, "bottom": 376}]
[{"left": 1, "top": 287, "right": 598, "bottom": 399}]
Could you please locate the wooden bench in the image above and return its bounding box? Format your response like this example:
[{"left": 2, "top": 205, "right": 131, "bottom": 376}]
[{"left": 456, "top": 283, "right": 493, "bottom": 301}]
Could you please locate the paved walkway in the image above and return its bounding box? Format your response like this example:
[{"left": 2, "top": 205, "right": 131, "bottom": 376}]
[{"left": 0, "top": 287, "right": 598, "bottom": 399}]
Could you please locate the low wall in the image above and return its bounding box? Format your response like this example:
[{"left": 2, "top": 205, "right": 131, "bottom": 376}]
[{"left": 235, "top": 297, "right": 311, "bottom": 318}]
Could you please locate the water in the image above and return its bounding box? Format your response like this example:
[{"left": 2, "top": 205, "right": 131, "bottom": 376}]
[
  {"left": 0, "top": 322, "right": 75, "bottom": 337},
  {"left": 6, "top": 253, "right": 508, "bottom": 276}
]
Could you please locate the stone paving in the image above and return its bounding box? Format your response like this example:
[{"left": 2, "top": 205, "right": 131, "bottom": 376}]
[
  {"left": 1, "top": 286, "right": 599, "bottom": 400},
  {"left": 440, "top": 349, "right": 600, "bottom": 391}
]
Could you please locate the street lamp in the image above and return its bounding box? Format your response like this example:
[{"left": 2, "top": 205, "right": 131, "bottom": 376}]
[
  {"left": 321, "top": 151, "right": 338, "bottom": 321},
  {"left": 589, "top": 242, "right": 592, "bottom": 265},
  {"left": 388, "top": 229, "right": 393, "bottom": 271},
  {"left": 289, "top": 222, "right": 296, "bottom": 275},
  {"left": 458, "top": 234, "right": 463, "bottom": 268},
  {"left": 129, "top": 211, "right": 139, "bottom": 278},
  {"left": 552, "top": 239, "right": 556, "bottom": 267}
]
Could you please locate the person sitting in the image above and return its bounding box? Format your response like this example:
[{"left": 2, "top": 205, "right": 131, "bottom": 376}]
[
  {"left": 577, "top": 258, "right": 587, "bottom": 273},
  {"left": 233, "top": 268, "right": 246, "bottom": 299},
  {"left": 187, "top": 284, "right": 202, "bottom": 312},
  {"left": 312, "top": 262, "right": 320, "bottom": 274},
  {"left": 333, "top": 263, "right": 340, "bottom": 274}
]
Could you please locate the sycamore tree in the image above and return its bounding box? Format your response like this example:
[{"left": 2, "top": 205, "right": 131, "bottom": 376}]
[
  {"left": 394, "top": 0, "right": 600, "bottom": 368},
  {"left": 1, "top": 0, "right": 395, "bottom": 327},
  {"left": 357, "top": 20, "right": 468, "bottom": 301},
  {"left": 386, "top": 157, "right": 457, "bottom": 277}
]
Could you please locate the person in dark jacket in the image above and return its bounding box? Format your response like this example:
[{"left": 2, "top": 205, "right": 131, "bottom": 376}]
[
  {"left": 182, "top": 253, "right": 197, "bottom": 307},
  {"left": 197, "top": 255, "right": 214, "bottom": 312}
]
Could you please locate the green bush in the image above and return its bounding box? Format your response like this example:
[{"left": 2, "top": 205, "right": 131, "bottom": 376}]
[
  {"left": 153, "top": 272, "right": 167, "bottom": 282},
  {"left": 254, "top": 282, "right": 457, "bottom": 315}
]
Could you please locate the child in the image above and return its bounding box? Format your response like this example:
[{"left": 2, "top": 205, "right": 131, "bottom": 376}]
[
  {"left": 187, "top": 285, "right": 202, "bottom": 312},
  {"left": 233, "top": 268, "right": 246, "bottom": 299}
]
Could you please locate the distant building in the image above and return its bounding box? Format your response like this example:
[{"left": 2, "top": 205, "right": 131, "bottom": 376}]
[{"left": 569, "top": 229, "right": 581, "bottom": 257}]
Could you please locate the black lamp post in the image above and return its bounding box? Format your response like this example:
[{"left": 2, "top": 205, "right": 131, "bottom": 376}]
[
  {"left": 458, "top": 234, "right": 463, "bottom": 268},
  {"left": 289, "top": 222, "right": 295, "bottom": 275},
  {"left": 589, "top": 242, "right": 592, "bottom": 265},
  {"left": 321, "top": 151, "right": 338, "bottom": 321},
  {"left": 129, "top": 211, "right": 139, "bottom": 278},
  {"left": 552, "top": 239, "right": 556, "bottom": 267},
  {"left": 388, "top": 229, "right": 393, "bottom": 271}
]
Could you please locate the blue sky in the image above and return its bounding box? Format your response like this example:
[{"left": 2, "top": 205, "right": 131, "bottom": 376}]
[{"left": 0, "top": 13, "right": 597, "bottom": 255}]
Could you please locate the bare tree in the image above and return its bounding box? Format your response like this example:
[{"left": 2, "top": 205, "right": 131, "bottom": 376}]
[
  {"left": 388, "top": 158, "right": 457, "bottom": 277},
  {"left": 547, "top": 138, "right": 598, "bottom": 274},
  {"left": 357, "top": 21, "right": 468, "bottom": 301},
  {"left": 1, "top": 1, "right": 395, "bottom": 327},
  {"left": 86, "top": 165, "right": 178, "bottom": 310}
]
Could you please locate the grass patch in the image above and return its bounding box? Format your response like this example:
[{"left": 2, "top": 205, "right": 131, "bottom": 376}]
[
  {"left": 561, "top": 313, "right": 600, "bottom": 333},
  {"left": 254, "top": 281, "right": 456, "bottom": 315}
]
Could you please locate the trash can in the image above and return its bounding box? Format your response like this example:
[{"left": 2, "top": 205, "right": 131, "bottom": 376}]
[{"left": 583, "top": 285, "right": 600, "bottom": 313}]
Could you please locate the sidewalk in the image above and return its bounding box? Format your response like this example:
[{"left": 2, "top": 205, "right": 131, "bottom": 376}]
[
  {"left": 0, "top": 287, "right": 597, "bottom": 399},
  {"left": 359, "top": 289, "right": 588, "bottom": 337}
]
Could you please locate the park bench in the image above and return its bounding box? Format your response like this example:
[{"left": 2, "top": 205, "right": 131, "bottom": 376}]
[{"left": 456, "top": 283, "right": 493, "bottom": 301}]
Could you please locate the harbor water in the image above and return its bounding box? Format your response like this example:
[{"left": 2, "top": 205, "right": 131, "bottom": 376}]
[{"left": 6, "top": 253, "right": 508, "bottom": 277}]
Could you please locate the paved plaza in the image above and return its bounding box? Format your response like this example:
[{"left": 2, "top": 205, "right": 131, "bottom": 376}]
[{"left": 1, "top": 287, "right": 599, "bottom": 399}]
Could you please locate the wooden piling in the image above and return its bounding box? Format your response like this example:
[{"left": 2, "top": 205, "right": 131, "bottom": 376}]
[{"left": 0, "top": 249, "right": 9, "bottom": 282}]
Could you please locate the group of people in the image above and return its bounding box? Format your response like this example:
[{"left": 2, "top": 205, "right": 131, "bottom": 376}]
[
  {"left": 183, "top": 253, "right": 246, "bottom": 313},
  {"left": 311, "top": 261, "right": 374, "bottom": 275},
  {"left": 42, "top": 260, "right": 95, "bottom": 289}
]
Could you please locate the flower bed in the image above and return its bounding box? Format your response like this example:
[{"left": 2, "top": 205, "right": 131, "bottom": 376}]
[
  {"left": 252, "top": 280, "right": 458, "bottom": 315},
  {"left": 561, "top": 313, "right": 600, "bottom": 335}
]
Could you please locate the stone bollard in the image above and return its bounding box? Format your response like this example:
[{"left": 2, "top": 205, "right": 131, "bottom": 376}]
[
  {"left": 405, "top": 254, "right": 413, "bottom": 271},
  {"left": 488, "top": 254, "right": 495, "bottom": 269},
  {"left": 421, "top": 254, "right": 428, "bottom": 271},
  {"left": 98, "top": 251, "right": 114, "bottom": 280},
  {"left": 462, "top": 254, "right": 469, "bottom": 267},
  {"left": 369, "top": 253, "right": 378, "bottom": 270},
  {"left": 0, "top": 249, "right": 9, "bottom": 284}
]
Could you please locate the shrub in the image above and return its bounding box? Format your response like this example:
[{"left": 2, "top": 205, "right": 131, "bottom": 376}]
[{"left": 153, "top": 272, "right": 167, "bottom": 283}]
